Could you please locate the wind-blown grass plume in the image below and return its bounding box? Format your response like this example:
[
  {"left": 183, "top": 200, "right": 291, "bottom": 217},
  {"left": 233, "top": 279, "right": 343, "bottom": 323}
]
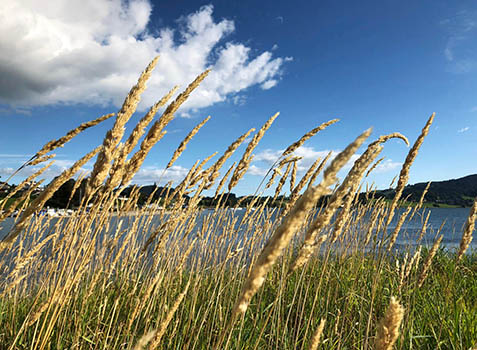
[
  {"left": 309, "top": 318, "right": 326, "bottom": 350},
  {"left": 331, "top": 144, "right": 384, "bottom": 241},
  {"left": 32, "top": 113, "right": 115, "bottom": 162},
  {"left": 285, "top": 157, "right": 322, "bottom": 213},
  {"left": 133, "top": 330, "right": 156, "bottom": 350},
  {"left": 122, "top": 69, "right": 210, "bottom": 187},
  {"left": 364, "top": 203, "right": 385, "bottom": 245},
  {"left": 307, "top": 151, "right": 332, "bottom": 189},
  {"left": 2, "top": 53, "right": 474, "bottom": 350},
  {"left": 0, "top": 180, "right": 45, "bottom": 224},
  {"left": 149, "top": 280, "right": 190, "bottom": 348},
  {"left": 124, "top": 86, "right": 179, "bottom": 157},
  {"left": 273, "top": 161, "right": 293, "bottom": 200},
  {"left": 456, "top": 197, "right": 477, "bottom": 261},
  {"left": 265, "top": 166, "right": 282, "bottom": 190},
  {"left": 230, "top": 163, "right": 335, "bottom": 319},
  {"left": 386, "top": 114, "right": 434, "bottom": 226},
  {"left": 119, "top": 72, "right": 210, "bottom": 187},
  {"left": 417, "top": 234, "right": 443, "bottom": 287},
  {"left": 167, "top": 116, "right": 211, "bottom": 169},
  {"left": 374, "top": 297, "right": 404, "bottom": 350},
  {"left": 188, "top": 152, "right": 218, "bottom": 188},
  {"left": 364, "top": 132, "right": 409, "bottom": 178},
  {"left": 278, "top": 155, "right": 302, "bottom": 168},
  {"left": 366, "top": 156, "right": 385, "bottom": 177},
  {"left": 409, "top": 181, "right": 431, "bottom": 220},
  {"left": 87, "top": 57, "right": 160, "bottom": 195},
  {"left": 293, "top": 157, "right": 322, "bottom": 198},
  {"left": 105, "top": 87, "right": 178, "bottom": 190},
  {"left": 0, "top": 161, "right": 54, "bottom": 212},
  {"left": 387, "top": 206, "right": 412, "bottom": 251},
  {"left": 416, "top": 210, "right": 431, "bottom": 242},
  {"left": 121, "top": 130, "right": 167, "bottom": 187},
  {"left": 289, "top": 159, "right": 298, "bottom": 192},
  {"left": 28, "top": 154, "right": 56, "bottom": 167},
  {"left": 290, "top": 128, "right": 372, "bottom": 271},
  {"left": 282, "top": 118, "right": 339, "bottom": 157},
  {"left": 0, "top": 113, "right": 113, "bottom": 189},
  {"left": 66, "top": 171, "right": 88, "bottom": 208},
  {"left": 228, "top": 112, "right": 279, "bottom": 190},
  {"left": 214, "top": 162, "right": 236, "bottom": 198},
  {"left": 1, "top": 146, "right": 102, "bottom": 249},
  {"left": 123, "top": 70, "right": 210, "bottom": 179},
  {"left": 206, "top": 128, "right": 255, "bottom": 188}
]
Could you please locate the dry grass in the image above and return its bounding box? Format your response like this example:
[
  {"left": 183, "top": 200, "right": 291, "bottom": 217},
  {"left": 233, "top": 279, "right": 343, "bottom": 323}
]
[{"left": 0, "top": 58, "right": 476, "bottom": 350}]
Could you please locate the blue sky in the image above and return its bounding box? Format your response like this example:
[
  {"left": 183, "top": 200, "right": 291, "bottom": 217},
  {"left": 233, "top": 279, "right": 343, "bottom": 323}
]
[{"left": 1, "top": 0, "right": 476, "bottom": 195}]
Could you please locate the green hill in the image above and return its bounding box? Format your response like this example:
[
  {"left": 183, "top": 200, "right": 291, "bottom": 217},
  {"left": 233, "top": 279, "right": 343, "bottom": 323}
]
[{"left": 373, "top": 174, "right": 477, "bottom": 207}]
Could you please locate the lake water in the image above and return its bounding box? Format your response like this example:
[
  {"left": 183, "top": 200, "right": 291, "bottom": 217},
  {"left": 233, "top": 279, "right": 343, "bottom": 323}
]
[{"left": 0, "top": 207, "right": 475, "bottom": 253}]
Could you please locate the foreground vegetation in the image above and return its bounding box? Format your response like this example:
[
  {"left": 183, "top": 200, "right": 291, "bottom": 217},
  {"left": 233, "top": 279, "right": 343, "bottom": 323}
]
[{"left": 0, "top": 57, "right": 476, "bottom": 349}]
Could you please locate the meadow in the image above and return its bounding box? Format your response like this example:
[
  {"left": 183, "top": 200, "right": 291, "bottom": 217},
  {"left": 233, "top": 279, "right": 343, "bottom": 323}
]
[{"left": 0, "top": 57, "right": 476, "bottom": 350}]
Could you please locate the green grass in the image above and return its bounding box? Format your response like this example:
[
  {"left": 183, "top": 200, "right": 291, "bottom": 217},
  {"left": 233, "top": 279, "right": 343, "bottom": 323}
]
[{"left": 1, "top": 249, "right": 475, "bottom": 350}]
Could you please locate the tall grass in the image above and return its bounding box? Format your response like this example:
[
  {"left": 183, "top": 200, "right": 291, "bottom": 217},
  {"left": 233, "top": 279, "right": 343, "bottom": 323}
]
[{"left": 0, "top": 57, "right": 476, "bottom": 350}]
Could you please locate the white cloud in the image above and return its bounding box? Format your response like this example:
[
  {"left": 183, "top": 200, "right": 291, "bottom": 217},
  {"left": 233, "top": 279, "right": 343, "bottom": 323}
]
[
  {"left": 0, "top": 106, "right": 32, "bottom": 116},
  {"left": 0, "top": 2, "right": 288, "bottom": 113},
  {"left": 374, "top": 159, "right": 402, "bottom": 173},
  {"left": 0, "top": 154, "right": 31, "bottom": 159},
  {"left": 0, "top": 161, "right": 191, "bottom": 186},
  {"left": 261, "top": 80, "right": 278, "bottom": 90},
  {"left": 248, "top": 165, "right": 268, "bottom": 177},
  {"left": 251, "top": 146, "right": 358, "bottom": 176},
  {"left": 444, "top": 45, "right": 454, "bottom": 61},
  {"left": 0, "top": 163, "right": 82, "bottom": 183},
  {"left": 130, "top": 165, "right": 189, "bottom": 184},
  {"left": 249, "top": 145, "right": 400, "bottom": 181},
  {"left": 231, "top": 95, "right": 247, "bottom": 106},
  {"left": 458, "top": 126, "right": 470, "bottom": 133},
  {"left": 441, "top": 11, "right": 477, "bottom": 73}
]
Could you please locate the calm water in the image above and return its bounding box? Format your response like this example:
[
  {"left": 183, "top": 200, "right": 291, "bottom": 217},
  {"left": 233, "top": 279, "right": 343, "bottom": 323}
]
[
  {"left": 0, "top": 207, "right": 475, "bottom": 252},
  {"left": 387, "top": 207, "right": 473, "bottom": 250}
]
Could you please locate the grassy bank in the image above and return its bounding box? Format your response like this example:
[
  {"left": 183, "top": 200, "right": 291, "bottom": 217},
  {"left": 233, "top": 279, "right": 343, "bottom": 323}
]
[
  {"left": 1, "top": 57, "right": 476, "bottom": 350},
  {"left": 1, "top": 245, "right": 476, "bottom": 349}
]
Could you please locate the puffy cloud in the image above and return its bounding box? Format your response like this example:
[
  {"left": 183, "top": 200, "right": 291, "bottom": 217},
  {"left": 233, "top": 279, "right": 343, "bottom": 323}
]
[
  {"left": 374, "top": 159, "right": 402, "bottom": 173},
  {"left": 253, "top": 146, "right": 338, "bottom": 172},
  {"left": 248, "top": 165, "right": 268, "bottom": 177},
  {"left": 0, "top": 1, "right": 287, "bottom": 113},
  {"left": 458, "top": 126, "right": 470, "bottom": 133},
  {"left": 250, "top": 146, "right": 398, "bottom": 178},
  {"left": 131, "top": 165, "right": 190, "bottom": 184}
]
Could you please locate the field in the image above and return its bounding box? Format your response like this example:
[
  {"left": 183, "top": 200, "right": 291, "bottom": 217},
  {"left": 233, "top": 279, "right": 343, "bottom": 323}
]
[{"left": 0, "top": 58, "right": 476, "bottom": 350}]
